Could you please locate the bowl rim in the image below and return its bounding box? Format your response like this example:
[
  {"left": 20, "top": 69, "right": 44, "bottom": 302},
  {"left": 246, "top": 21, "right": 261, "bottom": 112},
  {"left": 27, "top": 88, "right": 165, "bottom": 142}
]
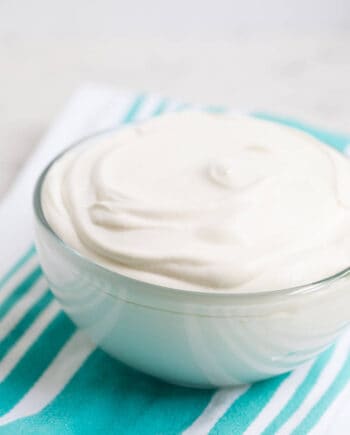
[{"left": 33, "top": 128, "right": 350, "bottom": 301}]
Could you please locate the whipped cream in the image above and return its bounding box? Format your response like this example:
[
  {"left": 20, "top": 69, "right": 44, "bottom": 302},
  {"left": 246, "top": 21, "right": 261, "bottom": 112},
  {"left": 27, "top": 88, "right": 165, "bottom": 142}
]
[{"left": 41, "top": 112, "right": 350, "bottom": 292}]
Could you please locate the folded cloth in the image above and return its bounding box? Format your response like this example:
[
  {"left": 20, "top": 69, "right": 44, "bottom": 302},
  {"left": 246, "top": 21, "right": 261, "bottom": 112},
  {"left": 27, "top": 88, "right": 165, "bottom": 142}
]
[{"left": 0, "top": 83, "right": 349, "bottom": 435}]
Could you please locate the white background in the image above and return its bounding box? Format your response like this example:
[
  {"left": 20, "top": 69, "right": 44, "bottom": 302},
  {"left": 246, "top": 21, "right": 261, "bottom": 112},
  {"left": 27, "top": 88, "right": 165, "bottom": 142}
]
[
  {"left": 1, "top": 0, "right": 350, "bottom": 197},
  {"left": 1, "top": 0, "right": 350, "bottom": 36}
]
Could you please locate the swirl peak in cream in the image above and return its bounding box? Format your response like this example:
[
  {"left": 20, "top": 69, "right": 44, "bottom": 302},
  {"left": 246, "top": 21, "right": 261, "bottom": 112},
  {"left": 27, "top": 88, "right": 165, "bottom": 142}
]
[{"left": 41, "top": 112, "right": 350, "bottom": 292}]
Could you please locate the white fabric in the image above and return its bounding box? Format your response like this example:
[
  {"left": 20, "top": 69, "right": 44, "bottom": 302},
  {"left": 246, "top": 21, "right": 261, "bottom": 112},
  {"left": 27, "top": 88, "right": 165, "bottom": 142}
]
[{"left": 1, "top": 83, "right": 349, "bottom": 434}]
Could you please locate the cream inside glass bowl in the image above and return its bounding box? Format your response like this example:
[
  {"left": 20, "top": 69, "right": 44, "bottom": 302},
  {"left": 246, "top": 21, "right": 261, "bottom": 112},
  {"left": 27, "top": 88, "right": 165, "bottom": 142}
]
[{"left": 33, "top": 112, "right": 350, "bottom": 388}]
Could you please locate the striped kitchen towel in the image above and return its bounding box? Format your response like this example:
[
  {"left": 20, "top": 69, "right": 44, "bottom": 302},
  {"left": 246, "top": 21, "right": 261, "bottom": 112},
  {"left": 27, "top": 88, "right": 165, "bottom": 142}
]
[{"left": 0, "top": 83, "right": 350, "bottom": 435}]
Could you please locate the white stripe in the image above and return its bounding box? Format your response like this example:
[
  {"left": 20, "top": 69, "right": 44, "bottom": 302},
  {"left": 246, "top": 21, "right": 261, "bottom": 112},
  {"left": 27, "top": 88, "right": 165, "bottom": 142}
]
[
  {"left": 244, "top": 360, "right": 314, "bottom": 435},
  {"left": 0, "top": 277, "right": 47, "bottom": 341},
  {"left": 136, "top": 94, "right": 164, "bottom": 119},
  {"left": 0, "top": 256, "right": 38, "bottom": 305},
  {"left": 309, "top": 381, "right": 350, "bottom": 435},
  {"left": 309, "top": 343, "right": 350, "bottom": 435},
  {"left": 183, "top": 386, "right": 248, "bottom": 435},
  {"left": 277, "top": 335, "right": 350, "bottom": 435},
  {"left": 310, "top": 383, "right": 350, "bottom": 435},
  {"left": 87, "top": 92, "right": 136, "bottom": 132},
  {"left": 343, "top": 144, "right": 350, "bottom": 157},
  {"left": 165, "top": 100, "right": 186, "bottom": 112},
  {"left": 0, "top": 301, "right": 60, "bottom": 382},
  {"left": 0, "top": 331, "right": 95, "bottom": 426}
]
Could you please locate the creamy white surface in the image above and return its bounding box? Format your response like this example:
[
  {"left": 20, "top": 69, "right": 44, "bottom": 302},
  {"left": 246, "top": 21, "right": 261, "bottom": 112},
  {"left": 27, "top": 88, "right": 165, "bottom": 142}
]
[{"left": 41, "top": 112, "right": 350, "bottom": 292}]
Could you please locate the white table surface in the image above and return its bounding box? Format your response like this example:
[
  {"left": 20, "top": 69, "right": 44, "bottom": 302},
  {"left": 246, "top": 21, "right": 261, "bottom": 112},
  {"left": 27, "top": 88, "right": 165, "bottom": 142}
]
[{"left": 1, "top": 32, "right": 349, "bottom": 199}]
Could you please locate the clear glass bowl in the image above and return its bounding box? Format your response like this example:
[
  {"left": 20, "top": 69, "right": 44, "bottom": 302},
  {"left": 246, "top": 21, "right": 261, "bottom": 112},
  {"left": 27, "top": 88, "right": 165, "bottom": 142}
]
[{"left": 33, "top": 131, "right": 350, "bottom": 388}]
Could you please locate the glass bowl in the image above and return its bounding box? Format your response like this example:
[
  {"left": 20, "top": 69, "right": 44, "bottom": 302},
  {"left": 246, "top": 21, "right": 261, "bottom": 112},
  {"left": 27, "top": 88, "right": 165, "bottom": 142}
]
[{"left": 33, "top": 131, "right": 350, "bottom": 388}]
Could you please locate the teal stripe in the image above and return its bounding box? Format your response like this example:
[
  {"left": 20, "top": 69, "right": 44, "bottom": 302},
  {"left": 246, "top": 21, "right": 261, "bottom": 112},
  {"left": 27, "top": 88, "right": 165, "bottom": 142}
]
[
  {"left": 1, "top": 349, "right": 213, "bottom": 435},
  {"left": 0, "top": 312, "right": 75, "bottom": 415},
  {"left": 0, "top": 290, "right": 53, "bottom": 361},
  {"left": 122, "top": 95, "right": 145, "bottom": 123},
  {"left": 253, "top": 113, "right": 350, "bottom": 152},
  {"left": 0, "top": 245, "right": 35, "bottom": 290},
  {"left": 152, "top": 99, "right": 168, "bottom": 116},
  {"left": 293, "top": 354, "right": 350, "bottom": 434},
  {"left": 263, "top": 346, "right": 335, "bottom": 435},
  {"left": 210, "top": 374, "right": 288, "bottom": 435},
  {"left": 125, "top": 382, "right": 212, "bottom": 435},
  {"left": 0, "top": 267, "right": 42, "bottom": 321}
]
